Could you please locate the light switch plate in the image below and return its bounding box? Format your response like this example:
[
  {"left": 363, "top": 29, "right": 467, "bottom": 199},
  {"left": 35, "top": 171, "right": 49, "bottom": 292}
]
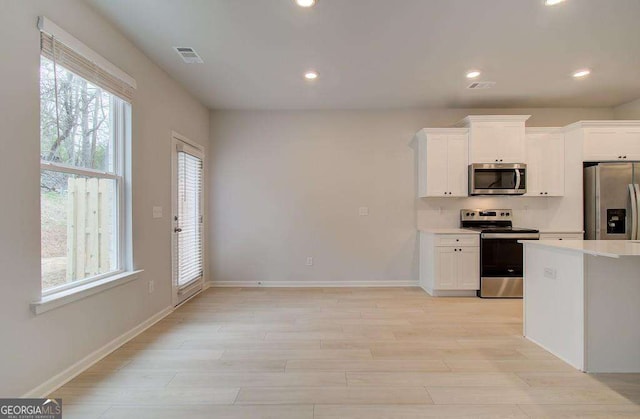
[
  {"left": 358, "top": 207, "right": 369, "bottom": 216},
  {"left": 152, "top": 206, "right": 163, "bottom": 218}
]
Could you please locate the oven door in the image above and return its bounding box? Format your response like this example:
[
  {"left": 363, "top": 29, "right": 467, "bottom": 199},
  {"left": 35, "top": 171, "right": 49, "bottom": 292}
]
[
  {"left": 469, "top": 164, "right": 526, "bottom": 195},
  {"left": 479, "top": 233, "right": 539, "bottom": 298}
]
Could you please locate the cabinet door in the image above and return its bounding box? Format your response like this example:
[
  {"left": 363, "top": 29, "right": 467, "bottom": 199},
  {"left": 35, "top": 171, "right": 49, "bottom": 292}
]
[
  {"left": 584, "top": 128, "right": 624, "bottom": 161},
  {"left": 447, "top": 134, "right": 469, "bottom": 197},
  {"left": 526, "top": 132, "right": 565, "bottom": 197},
  {"left": 469, "top": 123, "right": 526, "bottom": 163},
  {"left": 618, "top": 128, "right": 640, "bottom": 160},
  {"left": 498, "top": 123, "right": 527, "bottom": 163},
  {"left": 539, "top": 233, "right": 584, "bottom": 240},
  {"left": 541, "top": 133, "right": 565, "bottom": 196},
  {"left": 525, "top": 133, "right": 544, "bottom": 196},
  {"left": 435, "top": 247, "right": 458, "bottom": 289},
  {"left": 469, "top": 124, "right": 503, "bottom": 163},
  {"left": 424, "top": 134, "right": 449, "bottom": 197},
  {"left": 457, "top": 247, "right": 480, "bottom": 290}
]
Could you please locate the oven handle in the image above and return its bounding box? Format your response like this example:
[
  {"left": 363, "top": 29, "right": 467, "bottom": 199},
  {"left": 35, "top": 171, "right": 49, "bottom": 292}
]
[
  {"left": 514, "top": 169, "right": 521, "bottom": 191},
  {"left": 481, "top": 233, "right": 540, "bottom": 239}
]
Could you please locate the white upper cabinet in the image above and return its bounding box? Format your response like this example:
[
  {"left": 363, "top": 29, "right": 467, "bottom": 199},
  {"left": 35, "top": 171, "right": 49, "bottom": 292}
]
[
  {"left": 416, "top": 129, "right": 469, "bottom": 198},
  {"left": 459, "top": 115, "right": 530, "bottom": 164},
  {"left": 565, "top": 121, "right": 640, "bottom": 162},
  {"left": 525, "top": 128, "right": 565, "bottom": 197}
]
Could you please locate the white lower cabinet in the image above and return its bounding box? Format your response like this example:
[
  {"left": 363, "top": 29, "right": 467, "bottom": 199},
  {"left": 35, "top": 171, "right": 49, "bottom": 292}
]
[
  {"left": 420, "top": 232, "right": 480, "bottom": 296},
  {"left": 539, "top": 233, "right": 584, "bottom": 240}
]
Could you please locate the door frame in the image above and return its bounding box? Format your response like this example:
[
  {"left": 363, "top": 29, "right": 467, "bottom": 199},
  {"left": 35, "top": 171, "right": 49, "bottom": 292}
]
[{"left": 170, "top": 131, "right": 206, "bottom": 307}]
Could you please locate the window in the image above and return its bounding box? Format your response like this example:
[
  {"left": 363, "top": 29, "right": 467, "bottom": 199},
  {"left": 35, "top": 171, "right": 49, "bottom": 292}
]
[{"left": 39, "top": 25, "right": 134, "bottom": 295}]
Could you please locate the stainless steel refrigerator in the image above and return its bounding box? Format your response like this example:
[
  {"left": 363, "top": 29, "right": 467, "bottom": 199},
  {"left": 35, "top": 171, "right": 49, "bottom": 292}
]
[{"left": 584, "top": 163, "right": 640, "bottom": 240}]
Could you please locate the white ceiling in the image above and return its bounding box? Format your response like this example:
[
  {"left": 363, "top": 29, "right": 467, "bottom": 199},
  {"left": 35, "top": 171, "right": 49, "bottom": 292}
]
[{"left": 85, "top": 0, "right": 640, "bottom": 110}]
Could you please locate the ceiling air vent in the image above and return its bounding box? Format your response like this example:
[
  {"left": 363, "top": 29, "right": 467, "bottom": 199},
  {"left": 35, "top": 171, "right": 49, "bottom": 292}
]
[
  {"left": 467, "top": 81, "right": 496, "bottom": 89},
  {"left": 174, "top": 47, "right": 204, "bottom": 64}
]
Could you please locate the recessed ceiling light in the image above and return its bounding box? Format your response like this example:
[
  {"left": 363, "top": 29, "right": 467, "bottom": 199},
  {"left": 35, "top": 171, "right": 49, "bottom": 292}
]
[
  {"left": 545, "top": 0, "right": 566, "bottom": 5},
  {"left": 304, "top": 70, "right": 319, "bottom": 80},
  {"left": 466, "top": 71, "right": 481, "bottom": 79},
  {"left": 572, "top": 69, "right": 591, "bottom": 78},
  {"left": 295, "top": 0, "right": 316, "bottom": 7}
]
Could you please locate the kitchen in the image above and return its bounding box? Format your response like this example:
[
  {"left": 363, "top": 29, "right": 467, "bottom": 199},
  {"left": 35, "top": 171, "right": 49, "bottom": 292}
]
[{"left": 417, "top": 115, "right": 640, "bottom": 372}]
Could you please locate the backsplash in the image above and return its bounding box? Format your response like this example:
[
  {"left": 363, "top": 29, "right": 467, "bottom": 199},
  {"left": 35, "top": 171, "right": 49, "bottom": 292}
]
[{"left": 416, "top": 196, "right": 581, "bottom": 231}]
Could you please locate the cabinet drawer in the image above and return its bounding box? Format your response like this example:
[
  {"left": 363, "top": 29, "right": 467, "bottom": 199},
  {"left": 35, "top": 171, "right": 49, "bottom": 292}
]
[
  {"left": 540, "top": 233, "right": 583, "bottom": 240},
  {"left": 435, "top": 235, "right": 479, "bottom": 247}
]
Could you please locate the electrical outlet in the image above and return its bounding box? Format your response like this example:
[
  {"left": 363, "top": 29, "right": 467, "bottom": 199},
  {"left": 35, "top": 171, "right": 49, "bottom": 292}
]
[
  {"left": 358, "top": 206, "right": 369, "bottom": 216},
  {"left": 148, "top": 280, "right": 155, "bottom": 294},
  {"left": 543, "top": 267, "right": 557, "bottom": 279},
  {"left": 306, "top": 257, "right": 313, "bottom": 266}
]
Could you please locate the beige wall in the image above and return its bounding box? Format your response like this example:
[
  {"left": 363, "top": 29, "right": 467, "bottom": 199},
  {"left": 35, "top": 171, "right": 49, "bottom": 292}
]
[
  {"left": 614, "top": 98, "right": 640, "bottom": 119},
  {"left": 0, "top": 1, "right": 209, "bottom": 396},
  {"left": 208, "top": 108, "right": 613, "bottom": 286}
]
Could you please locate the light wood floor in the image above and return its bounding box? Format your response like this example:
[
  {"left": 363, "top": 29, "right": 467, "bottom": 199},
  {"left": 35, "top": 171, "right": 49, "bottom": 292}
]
[{"left": 52, "top": 287, "right": 640, "bottom": 418}]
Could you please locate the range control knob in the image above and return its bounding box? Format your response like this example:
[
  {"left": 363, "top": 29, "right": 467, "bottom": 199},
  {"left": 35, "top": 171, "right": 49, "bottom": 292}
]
[
  {"left": 471, "top": 212, "right": 475, "bottom": 216},
  {"left": 466, "top": 212, "right": 470, "bottom": 216},
  {"left": 500, "top": 212, "right": 505, "bottom": 216},
  {"left": 506, "top": 212, "right": 510, "bottom": 216}
]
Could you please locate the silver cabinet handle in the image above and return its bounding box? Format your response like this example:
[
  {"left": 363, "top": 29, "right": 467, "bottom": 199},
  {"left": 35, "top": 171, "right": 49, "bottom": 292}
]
[{"left": 174, "top": 227, "right": 183, "bottom": 233}]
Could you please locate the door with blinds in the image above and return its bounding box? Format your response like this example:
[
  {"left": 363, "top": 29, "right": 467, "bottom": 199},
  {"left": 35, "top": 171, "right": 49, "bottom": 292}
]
[{"left": 172, "top": 134, "right": 204, "bottom": 306}]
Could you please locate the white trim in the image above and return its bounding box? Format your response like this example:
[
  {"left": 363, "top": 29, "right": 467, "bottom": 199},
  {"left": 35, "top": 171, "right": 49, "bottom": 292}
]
[
  {"left": 421, "top": 286, "right": 478, "bottom": 297},
  {"left": 171, "top": 131, "right": 206, "bottom": 307},
  {"left": 37, "top": 17, "right": 137, "bottom": 89},
  {"left": 415, "top": 128, "right": 469, "bottom": 135},
  {"left": 457, "top": 115, "right": 531, "bottom": 126},
  {"left": 563, "top": 120, "right": 640, "bottom": 131},
  {"left": 525, "top": 127, "right": 562, "bottom": 134},
  {"left": 171, "top": 131, "right": 205, "bottom": 151},
  {"left": 525, "top": 335, "right": 582, "bottom": 371},
  {"left": 42, "top": 269, "right": 124, "bottom": 297},
  {"left": 22, "top": 306, "right": 172, "bottom": 398},
  {"left": 32, "top": 270, "right": 143, "bottom": 315},
  {"left": 37, "top": 17, "right": 136, "bottom": 89},
  {"left": 40, "top": 161, "right": 119, "bottom": 179},
  {"left": 210, "top": 281, "right": 419, "bottom": 288}
]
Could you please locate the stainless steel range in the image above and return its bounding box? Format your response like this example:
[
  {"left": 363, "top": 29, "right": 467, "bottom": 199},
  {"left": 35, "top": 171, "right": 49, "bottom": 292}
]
[{"left": 460, "top": 209, "right": 539, "bottom": 298}]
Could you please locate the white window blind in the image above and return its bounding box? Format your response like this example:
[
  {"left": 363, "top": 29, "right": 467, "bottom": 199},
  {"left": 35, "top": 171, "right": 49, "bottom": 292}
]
[
  {"left": 176, "top": 150, "right": 204, "bottom": 288},
  {"left": 40, "top": 32, "right": 135, "bottom": 102}
]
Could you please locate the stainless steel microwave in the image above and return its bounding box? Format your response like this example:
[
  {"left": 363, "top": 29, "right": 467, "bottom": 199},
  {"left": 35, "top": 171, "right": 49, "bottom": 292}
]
[{"left": 469, "top": 163, "right": 527, "bottom": 195}]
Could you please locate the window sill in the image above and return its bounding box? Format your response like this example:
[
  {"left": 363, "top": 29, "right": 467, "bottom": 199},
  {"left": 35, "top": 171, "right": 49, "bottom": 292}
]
[{"left": 31, "top": 270, "right": 143, "bottom": 315}]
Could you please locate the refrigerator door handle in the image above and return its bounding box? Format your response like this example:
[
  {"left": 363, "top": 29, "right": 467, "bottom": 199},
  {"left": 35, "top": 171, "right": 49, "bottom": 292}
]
[
  {"left": 630, "top": 184, "right": 638, "bottom": 240},
  {"left": 633, "top": 183, "right": 640, "bottom": 240}
]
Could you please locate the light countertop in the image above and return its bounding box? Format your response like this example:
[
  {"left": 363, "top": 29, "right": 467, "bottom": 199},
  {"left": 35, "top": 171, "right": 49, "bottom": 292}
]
[
  {"left": 520, "top": 240, "right": 640, "bottom": 258},
  {"left": 419, "top": 228, "right": 479, "bottom": 235}
]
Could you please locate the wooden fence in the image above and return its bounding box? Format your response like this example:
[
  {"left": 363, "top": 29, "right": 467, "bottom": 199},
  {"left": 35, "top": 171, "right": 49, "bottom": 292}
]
[{"left": 66, "top": 178, "right": 114, "bottom": 280}]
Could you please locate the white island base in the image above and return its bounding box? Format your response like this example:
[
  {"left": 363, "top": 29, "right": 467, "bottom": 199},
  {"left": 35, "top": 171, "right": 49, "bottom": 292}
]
[{"left": 522, "top": 240, "right": 640, "bottom": 373}]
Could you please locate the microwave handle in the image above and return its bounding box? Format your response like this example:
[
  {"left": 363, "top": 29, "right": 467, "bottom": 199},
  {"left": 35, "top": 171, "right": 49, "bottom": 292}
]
[{"left": 514, "top": 169, "right": 521, "bottom": 191}]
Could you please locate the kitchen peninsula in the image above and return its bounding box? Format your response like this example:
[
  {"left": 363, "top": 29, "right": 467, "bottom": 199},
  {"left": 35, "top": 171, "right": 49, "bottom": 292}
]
[{"left": 522, "top": 240, "right": 640, "bottom": 373}]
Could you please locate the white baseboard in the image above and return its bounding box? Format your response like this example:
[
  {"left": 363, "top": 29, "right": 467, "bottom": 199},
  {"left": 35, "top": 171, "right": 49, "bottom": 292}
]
[
  {"left": 421, "top": 286, "right": 478, "bottom": 297},
  {"left": 210, "top": 281, "right": 419, "bottom": 288},
  {"left": 524, "top": 335, "right": 583, "bottom": 372},
  {"left": 23, "top": 306, "right": 173, "bottom": 398}
]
